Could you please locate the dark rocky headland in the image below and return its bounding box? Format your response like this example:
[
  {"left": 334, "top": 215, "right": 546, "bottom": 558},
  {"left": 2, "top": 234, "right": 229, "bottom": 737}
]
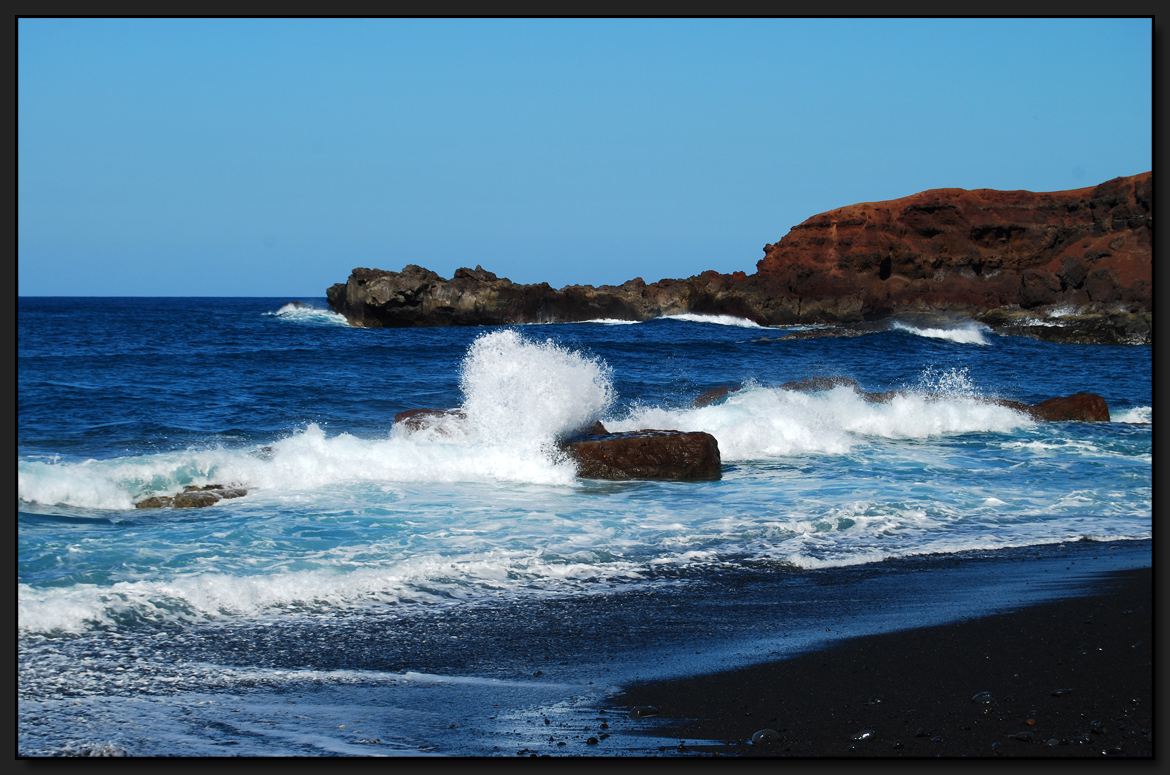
[{"left": 326, "top": 173, "right": 1151, "bottom": 344}]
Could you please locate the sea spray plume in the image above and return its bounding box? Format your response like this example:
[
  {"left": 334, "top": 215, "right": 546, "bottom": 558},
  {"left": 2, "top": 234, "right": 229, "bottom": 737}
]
[
  {"left": 914, "top": 366, "right": 981, "bottom": 399},
  {"left": 458, "top": 330, "right": 615, "bottom": 449}
]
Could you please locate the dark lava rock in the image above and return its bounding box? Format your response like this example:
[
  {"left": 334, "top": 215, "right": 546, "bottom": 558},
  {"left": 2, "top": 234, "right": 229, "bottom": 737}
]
[
  {"left": 777, "top": 328, "right": 870, "bottom": 340},
  {"left": 562, "top": 430, "right": 721, "bottom": 481}
]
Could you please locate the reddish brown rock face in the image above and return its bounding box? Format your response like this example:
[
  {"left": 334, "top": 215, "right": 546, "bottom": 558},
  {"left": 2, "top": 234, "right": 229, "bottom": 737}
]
[
  {"left": 562, "top": 430, "right": 722, "bottom": 481},
  {"left": 754, "top": 172, "right": 1151, "bottom": 321}
]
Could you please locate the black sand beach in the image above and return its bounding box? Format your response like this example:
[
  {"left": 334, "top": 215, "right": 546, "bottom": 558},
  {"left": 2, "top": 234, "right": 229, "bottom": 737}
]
[{"left": 612, "top": 566, "right": 1153, "bottom": 758}]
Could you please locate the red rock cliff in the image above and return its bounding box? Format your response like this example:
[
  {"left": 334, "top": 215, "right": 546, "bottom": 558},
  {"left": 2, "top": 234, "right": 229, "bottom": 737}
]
[{"left": 752, "top": 172, "right": 1151, "bottom": 321}]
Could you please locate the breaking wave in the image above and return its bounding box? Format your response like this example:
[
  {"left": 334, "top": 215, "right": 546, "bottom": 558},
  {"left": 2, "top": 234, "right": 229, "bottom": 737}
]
[
  {"left": 18, "top": 341, "right": 1045, "bottom": 512},
  {"left": 892, "top": 321, "right": 992, "bottom": 345},
  {"left": 605, "top": 371, "right": 1033, "bottom": 460},
  {"left": 265, "top": 303, "right": 349, "bottom": 326},
  {"left": 1112, "top": 406, "right": 1152, "bottom": 424},
  {"left": 659, "top": 313, "right": 763, "bottom": 328}
]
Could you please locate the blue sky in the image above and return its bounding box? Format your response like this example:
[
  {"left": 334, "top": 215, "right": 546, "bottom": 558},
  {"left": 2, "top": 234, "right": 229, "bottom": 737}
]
[{"left": 18, "top": 18, "right": 1153, "bottom": 297}]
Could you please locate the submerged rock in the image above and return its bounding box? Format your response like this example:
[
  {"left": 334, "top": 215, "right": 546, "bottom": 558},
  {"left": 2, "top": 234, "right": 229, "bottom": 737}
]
[
  {"left": 134, "top": 496, "right": 174, "bottom": 509},
  {"left": 135, "top": 484, "right": 248, "bottom": 510},
  {"left": 562, "top": 430, "right": 721, "bottom": 481},
  {"left": 691, "top": 385, "right": 741, "bottom": 408},
  {"left": 173, "top": 491, "right": 221, "bottom": 509},
  {"left": 778, "top": 376, "right": 860, "bottom": 393},
  {"left": 394, "top": 407, "right": 467, "bottom": 433}
]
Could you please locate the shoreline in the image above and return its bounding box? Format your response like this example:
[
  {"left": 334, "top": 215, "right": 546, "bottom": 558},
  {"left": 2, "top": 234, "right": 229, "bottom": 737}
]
[
  {"left": 17, "top": 540, "right": 1153, "bottom": 757},
  {"left": 609, "top": 565, "right": 1153, "bottom": 757}
]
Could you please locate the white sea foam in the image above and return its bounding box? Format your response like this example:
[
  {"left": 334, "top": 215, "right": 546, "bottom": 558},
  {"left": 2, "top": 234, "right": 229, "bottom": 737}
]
[
  {"left": 12, "top": 359, "right": 1050, "bottom": 513},
  {"left": 580, "top": 318, "right": 640, "bottom": 325},
  {"left": 1113, "top": 406, "right": 1152, "bottom": 424},
  {"left": 892, "top": 321, "right": 992, "bottom": 345},
  {"left": 659, "top": 313, "right": 763, "bottom": 328},
  {"left": 16, "top": 542, "right": 652, "bottom": 634},
  {"left": 17, "top": 459, "right": 140, "bottom": 511},
  {"left": 265, "top": 303, "right": 349, "bottom": 326},
  {"left": 16, "top": 330, "right": 617, "bottom": 510},
  {"left": 605, "top": 376, "right": 1032, "bottom": 461}
]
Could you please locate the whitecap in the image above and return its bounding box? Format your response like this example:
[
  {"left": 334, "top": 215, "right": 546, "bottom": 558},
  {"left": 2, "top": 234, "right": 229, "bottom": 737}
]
[
  {"left": 892, "top": 321, "right": 991, "bottom": 345},
  {"left": 659, "top": 313, "right": 763, "bottom": 328},
  {"left": 265, "top": 303, "right": 350, "bottom": 326},
  {"left": 1112, "top": 406, "right": 1152, "bottom": 424}
]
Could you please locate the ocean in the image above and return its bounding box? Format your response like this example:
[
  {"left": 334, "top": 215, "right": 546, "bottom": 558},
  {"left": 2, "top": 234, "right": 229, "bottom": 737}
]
[{"left": 17, "top": 297, "right": 1152, "bottom": 756}]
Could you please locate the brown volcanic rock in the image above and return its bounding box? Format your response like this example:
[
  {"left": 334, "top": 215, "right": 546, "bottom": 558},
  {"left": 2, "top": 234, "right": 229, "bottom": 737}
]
[
  {"left": 135, "top": 484, "right": 248, "bottom": 510},
  {"left": 1027, "top": 392, "right": 1111, "bottom": 422},
  {"left": 562, "top": 430, "right": 722, "bottom": 481},
  {"left": 326, "top": 174, "right": 1150, "bottom": 342},
  {"left": 754, "top": 172, "right": 1151, "bottom": 324}
]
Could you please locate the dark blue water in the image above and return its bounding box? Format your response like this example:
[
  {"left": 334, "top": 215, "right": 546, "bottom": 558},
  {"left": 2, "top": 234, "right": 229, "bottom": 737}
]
[{"left": 18, "top": 297, "right": 1151, "bottom": 756}]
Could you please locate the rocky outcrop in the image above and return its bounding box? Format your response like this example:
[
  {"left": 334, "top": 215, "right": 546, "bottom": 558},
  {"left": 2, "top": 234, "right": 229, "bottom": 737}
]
[
  {"left": 1026, "top": 392, "right": 1111, "bottom": 423},
  {"left": 327, "top": 173, "right": 1150, "bottom": 343},
  {"left": 391, "top": 410, "right": 722, "bottom": 480},
  {"left": 752, "top": 173, "right": 1151, "bottom": 329},
  {"left": 560, "top": 430, "right": 722, "bottom": 481},
  {"left": 135, "top": 484, "right": 248, "bottom": 509}
]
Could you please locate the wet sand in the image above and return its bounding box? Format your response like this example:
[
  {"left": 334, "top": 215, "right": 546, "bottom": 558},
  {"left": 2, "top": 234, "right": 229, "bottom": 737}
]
[{"left": 612, "top": 566, "right": 1153, "bottom": 758}]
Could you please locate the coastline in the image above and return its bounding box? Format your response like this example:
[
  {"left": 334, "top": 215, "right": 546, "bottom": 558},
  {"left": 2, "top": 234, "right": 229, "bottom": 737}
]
[{"left": 610, "top": 564, "right": 1153, "bottom": 758}]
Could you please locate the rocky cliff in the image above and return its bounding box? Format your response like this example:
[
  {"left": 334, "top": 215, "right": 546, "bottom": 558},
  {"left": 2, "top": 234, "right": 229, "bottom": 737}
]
[{"left": 326, "top": 173, "right": 1151, "bottom": 343}]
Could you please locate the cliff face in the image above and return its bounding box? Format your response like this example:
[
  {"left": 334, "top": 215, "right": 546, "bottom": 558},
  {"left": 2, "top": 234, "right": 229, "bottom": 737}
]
[
  {"left": 326, "top": 173, "right": 1151, "bottom": 342},
  {"left": 752, "top": 171, "right": 1151, "bottom": 321}
]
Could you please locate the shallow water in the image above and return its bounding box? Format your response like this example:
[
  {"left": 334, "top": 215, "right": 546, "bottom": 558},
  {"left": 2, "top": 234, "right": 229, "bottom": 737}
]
[{"left": 17, "top": 297, "right": 1151, "bottom": 755}]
